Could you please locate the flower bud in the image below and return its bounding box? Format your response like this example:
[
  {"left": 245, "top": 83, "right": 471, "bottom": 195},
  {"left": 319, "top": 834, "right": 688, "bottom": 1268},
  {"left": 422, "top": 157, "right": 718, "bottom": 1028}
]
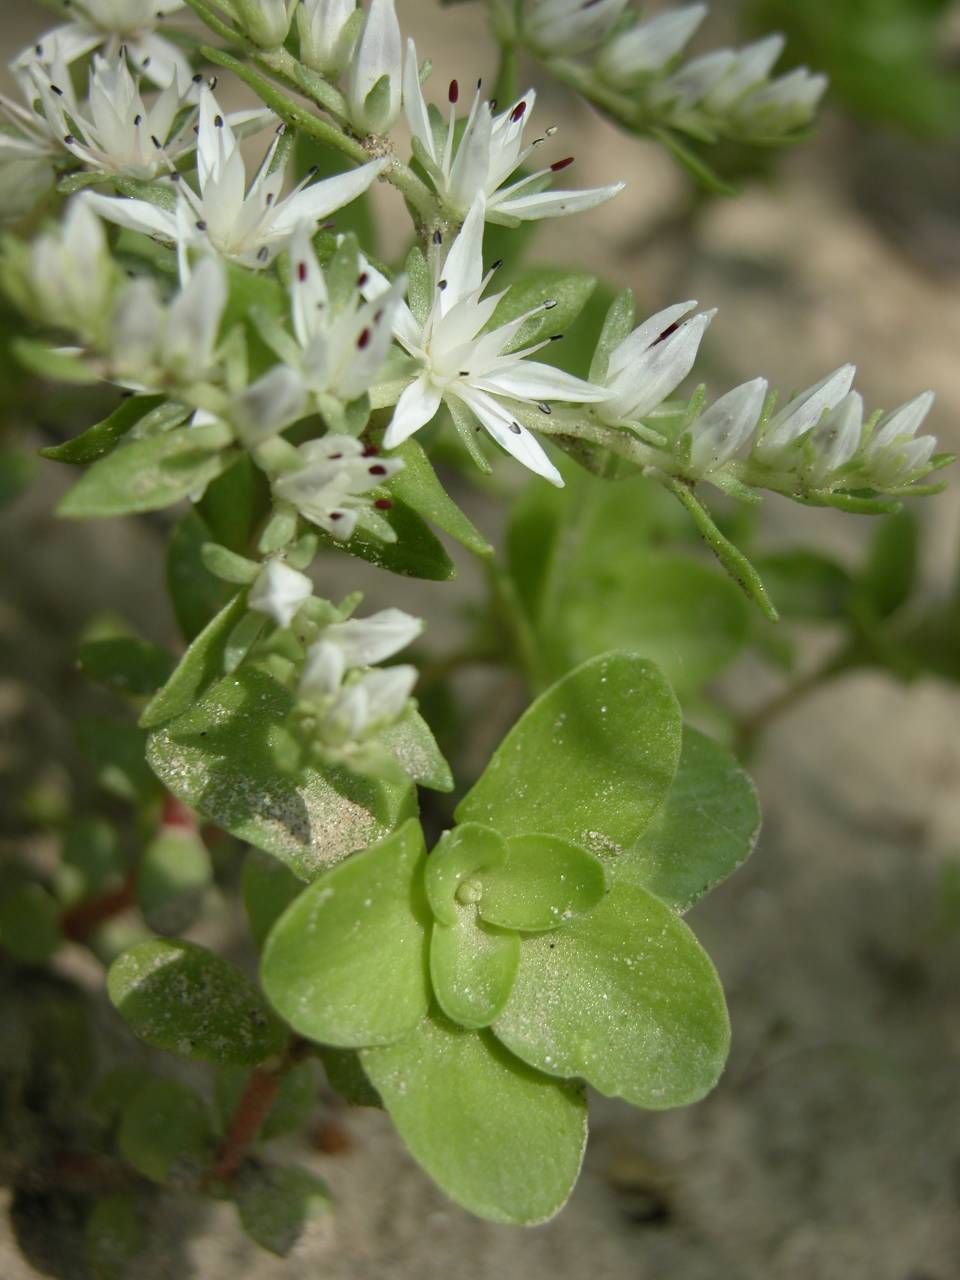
[
  {"left": 598, "top": 5, "right": 707, "bottom": 87},
  {"left": 684, "top": 377, "right": 767, "bottom": 475},
  {"left": 753, "top": 365, "right": 855, "bottom": 466},
  {"left": 348, "top": 0, "right": 403, "bottom": 134},
  {"left": 863, "top": 391, "right": 937, "bottom": 486},
  {"left": 297, "top": 0, "right": 362, "bottom": 75},
  {"left": 598, "top": 301, "right": 715, "bottom": 424},
  {"left": 803, "top": 390, "right": 862, "bottom": 485},
  {"left": 524, "top": 0, "right": 629, "bottom": 57},
  {"left": 234, "top": 0, "right": 293, "bottom": 48},
  {"left": 249, "top": 561, "right": 314, "bottom": 628}
]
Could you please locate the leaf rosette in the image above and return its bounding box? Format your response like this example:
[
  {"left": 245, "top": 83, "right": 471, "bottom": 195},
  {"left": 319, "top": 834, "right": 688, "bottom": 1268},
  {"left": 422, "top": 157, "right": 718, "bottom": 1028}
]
[{"left": 261, "top": 651, "right": 759, "bottom": 1223}]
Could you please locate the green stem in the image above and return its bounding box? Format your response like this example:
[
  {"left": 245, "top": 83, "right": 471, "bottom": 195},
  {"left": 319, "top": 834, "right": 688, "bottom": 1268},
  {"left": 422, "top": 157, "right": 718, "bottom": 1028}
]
[
  {"left": 485, "top": 558, "right": 542, "bottom": 692},
  {"left": 181, "top": 0, "right": 246, "bottom": 47},
  {"left": 493, "top": 42, "right": 519, "bottom": 107}
]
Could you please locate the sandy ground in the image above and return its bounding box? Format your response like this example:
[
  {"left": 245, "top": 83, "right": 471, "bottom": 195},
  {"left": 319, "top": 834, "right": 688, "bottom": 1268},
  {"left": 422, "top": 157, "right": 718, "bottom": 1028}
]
[{"left": 3, "top": 2, "right": 960, "bottom": 1277}]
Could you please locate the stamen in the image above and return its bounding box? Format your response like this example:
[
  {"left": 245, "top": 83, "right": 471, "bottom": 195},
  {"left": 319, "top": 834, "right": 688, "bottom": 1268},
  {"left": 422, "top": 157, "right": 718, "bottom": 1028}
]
[
  {"left": 196, "top": 219, "right": 207, "bottom": 230},
  {"left": 509, "top": 422, "right": 522, "bottom": 434},
  {"left": 257, "top": 246, "right": 270, "bottom": 262},
  {"left": 362, "top": 445, "right": 380, "bottom": 456},
  {"left": 63, "top": 133, "right": 75, "bottom": 144},
  {"left": 357, "top": 328, "right": 372, "bottom": 349},
  {"left": 357, "top": 272, "right": 369, "bottom": 286},
  {"left": 543, "top": 299, "right": 557, "bottom": 310},
  {"left": 510, "top": 101, "right": 527, "bottom": 123},
  {"left": 551, "top": 156, "right": 574, "bottom": 171},
  {"left": 297, "top": 262, "right": 308, "bottom": 282},
  {"left": 538, "top": 402, "right": 552, "bottom": 414},
  {"left": 550, "top": 333, "right": 563, "bottom": 341},
  {"left": 368, "top": 464, "right": 387, "bottom": 476},
  {"left": 151, "top": 135, "right": 162, "bottom": 149},
  {"left": 437, "top": 279, "right": 448, "bottom": 291},
  {"left": 329, "top": 511, "right": 343, "bottom": 521},
  {"left": 432, "top": 229, "right": 443, "bottom": 245},
  {"left": 653, "top": 321, "right": 681, "bottom": 345},
  {"left": 192, "top": 72, "right": 203, "bottom": 83},
  {"left": 448, "top": 79, "right": 459, "bottom": 104},
  {"left": 545, "top": 126, "right": 558, "bottom": 137},
  {"left": 50, "top": 84, "right": 63, "bottom": 96},
  {"left": 133, "top": 113, "right": 142, "bottom": 125},
  {"left": 374, "top": 498, "right": 393, "bottom": 510},
  {"left": 214, "top": 114, "right": 224, "bottom": 128}
]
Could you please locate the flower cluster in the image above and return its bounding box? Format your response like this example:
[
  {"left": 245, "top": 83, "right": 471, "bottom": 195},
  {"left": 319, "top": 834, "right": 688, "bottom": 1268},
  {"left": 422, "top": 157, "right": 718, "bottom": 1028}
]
[{"left": 521, "top": 1, "right": 826, "bottom": 142}]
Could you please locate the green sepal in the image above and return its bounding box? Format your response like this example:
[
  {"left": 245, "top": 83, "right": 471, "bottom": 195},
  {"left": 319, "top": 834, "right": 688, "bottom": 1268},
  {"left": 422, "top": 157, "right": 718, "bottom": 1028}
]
[
  {"left": 492, "top": 268, "right": 596, "bottom": 355},
  {"left": 493, "top": 880, "right": 730, "bottom": 1108},
  {"left": 389, "top": 437, "right": 494, "bottom": 557},
  {"left": 314, "top": 495, "right": 456, "bottom": 581},
  {"left": 361, "top": 1011, "right": 587, "bottom": 1225},
  {"left": 403, "top": 244, "right": 432, "bottom": 323},
  {"left": 445, "top": 396, "right": 494, "bottom": 473},
  {"left": 140, "top": 592, "right": 247, "bottom": 728},
  {"left": 57, "top": 424, "right": 235, "bottom": 518},
  {"left": 616, "top": 726, "right": 760, "bottom": 912},
  {"left": 147, "top": 666, "right": 413, "bottom": 877},
  {"left": 478, "top": 834, "right": 606, "bottom": 932},
  {"left": 456, "top": 651, "right": 682, "bottom": 856},
  {"left": 424, "top": 823, "right": 507, "bottom": 926},
  {"left": 588, "top": 288, "right": 635, "bottom": 383},
  {"left": 108, "top": 937, "right": 289, "bottom": 1065},
  {"left": 201, "top": 542, "right": 260, "bottom": 585},
  {"left": 430, "top": 907, "right": 519, "bottom": 1029},
  {"left": 40, "top": 395, "right": 175, "bottom": 465},
  {"left": 261, "top": 819, "right": 431, "bottom": 1047}
]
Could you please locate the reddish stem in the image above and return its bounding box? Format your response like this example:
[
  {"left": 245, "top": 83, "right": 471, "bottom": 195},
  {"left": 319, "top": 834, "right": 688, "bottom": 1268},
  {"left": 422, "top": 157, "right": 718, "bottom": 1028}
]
[
  {"left": 211, "top": 1067, "right": 282, "bottom": 1183},
  {"left": 61, "top": 876, "right": 136, "bottom": 942}
]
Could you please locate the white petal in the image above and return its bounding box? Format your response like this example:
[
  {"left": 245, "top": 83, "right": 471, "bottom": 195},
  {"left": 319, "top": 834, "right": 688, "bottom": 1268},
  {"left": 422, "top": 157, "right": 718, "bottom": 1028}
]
[
  {"left": 355, "top": 664, "right": 418, "bottom": 722},
  {"left": 603, "top": 310, "right": 715, "bottom": 421},
  {"left": 82, "top": 192, "right": 179, "bottom": 241},
  {"left": 599, "top": 5, "right": 707, "bottom": 82},
  {"left": 706, "top": 35, "right": 785, "bottom": 112},
  {"left": 232, "top": 366, "right": 306, "bottom": 445},
  {"left": 871, "top": 390, "right": 936, "bottom": 450},
  {"left": 454, "top": 385, "right": 563, "bottom": 486},
  {"left": 493, "top": 181, "right": 625, "bottom": 221},
  {"left": 477, "top": 361, "right": 611, "bottom": 403},
  {"left": 383, "top": 374, "right": 442, "bottom": 447},
  {"left": 268, "top": 158, "right": 388, "bottom": 235},
  {"left": 806, "top": 390, "right": 863, "bottom": 482},
  {"left": 249, "top": 561, "right": 314, "bottom": 627},
  {"left": 686, "top": 377, "right": 766, "bottom": 474},
  {"left": 606, "top": 300, "right": 698, "bottom": 381},
  {"left": 402, "top": 38, "right": 436, "bottom": 162},
  {"left": 438, "top": 194, "right": 486, "bottom": 312},
  {"left": 325, "top": 608, "right": 424, "bottom": 667},
  {"left": 162, "top": 256, "right": 227, "bottom": 379},
  {"left": 300, "top": 638, "right": 347, "bottom": 698},
  {"left": 288, "top": 222, "right": 329, "bottom": 348}
]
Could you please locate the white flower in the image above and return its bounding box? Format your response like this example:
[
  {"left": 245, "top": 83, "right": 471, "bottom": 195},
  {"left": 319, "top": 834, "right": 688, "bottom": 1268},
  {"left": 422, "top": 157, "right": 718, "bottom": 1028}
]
[
  {"left": 27, "top": 0, "right": 190, "bottom": 88},
  {"left": 230, "top": 366, "right": 308, "bottom": 446},
  {"left": 273, "top": 435, "right": 403, "bottom": 540},
  {"left": 403, "top": 44, "right": 624, "bottom": 222},
  {"left": 83, "top": 88, "right": 387, "bottom": 268},
  {"left": 348, "top": 0, "right": 403, "bottom": 135},
  {"left": 683, "top": 377, "right": 767, "bottom": 476},
  {"left": 752, "top": 365, "right": 856, "bottom": 466},
  {"left": 234, "top": 0, "right": 295, "bottom": 48},
  {"left": 803, "top": 390, "right": 863, "bottom": 486},
  {"left": 299, "top": 606, "right": 422, "bottom": 745},
  {"left": 249, "top": 560, "right": 314, "bottom": 627},
  {"left": 863, "top": 391, "right": 937, "bottom": 487},
  {"left": 279, "top": 224, "right": 405, "bottom": 403},
  {"left": 297, "top": 0, "right": 361, "bottom": 75},
  {"left": 524, "top": 0, "right": 630, "bottom": 57},
  {"left": 597, "top": 5, "right": 707, "bottom": 87},
  {"left": 27, "top": 198, "right": 116, "bottom": 341},
  {"left": 371, "top": 195, "right": 610, "bottom": 486},
  {"left": 700, "top": 35, "right": 785, "bottom": 113},
  {"left": 649, "top": 49, "right": 737, "bottom": 114},
  {"left": 107, "top": 254, "right": 227, "bottom": 383},
  {"left": 596, "top": 300, "right": 715, "bottom": 425}
]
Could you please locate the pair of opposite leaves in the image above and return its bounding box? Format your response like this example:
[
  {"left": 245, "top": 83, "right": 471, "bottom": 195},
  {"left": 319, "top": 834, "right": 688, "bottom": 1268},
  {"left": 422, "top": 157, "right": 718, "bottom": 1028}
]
[{"left": 259, "top": 651, "right": 759, "bottom": 1224}]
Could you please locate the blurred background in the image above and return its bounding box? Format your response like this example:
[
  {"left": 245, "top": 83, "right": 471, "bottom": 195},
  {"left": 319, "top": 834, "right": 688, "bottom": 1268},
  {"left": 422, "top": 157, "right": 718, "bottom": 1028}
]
[{"left": 2, "top": 1, "right": 960, "bottom": 1277}]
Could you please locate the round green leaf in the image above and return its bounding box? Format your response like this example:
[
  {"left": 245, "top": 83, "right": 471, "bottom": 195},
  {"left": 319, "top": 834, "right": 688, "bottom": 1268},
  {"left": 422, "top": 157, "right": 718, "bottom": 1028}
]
[
  {"left": 456, "top": 652, "right": 682, "bottom": 857},
  {"left": 430, "top": 907, "right": 519, "bottom": 1029},
  {"left": 146, "top": 666, "right": 413, "bottom": 879},
  {"left": 261, "top": 819, "right": 430, "bottom": 1048},
  {"left": 478, "top": 835, "right": 606, "bottom": 932},
  {"left": 242, "top": 848, "right": 304, "bottom": 949},
  {"left": 232, "top": 1162, "right": 331, "bottom": 1257},
  {"left": 0, "top": 883, "right": 61, "bottom": 964},
  {"left": 361, "top": 1012, "right": 587, "bottom": 1225},
  {"left": 108, "top": 938, "right": 288, "bottom": 1065},
  {"left": 493, "top": 880, "right": 729, "bottom": 1109},
  {"left": 117, "top": 1078, "right": 211, "bottom": 1184},
  {"left": 616, "top": 727, "right": 760, "bottom": 912},
  {"left": 424, "top": 823, "right": 507, "bottom": 926},
  {"left": 137, "top": 829, "right": 212, "bottom": 935}
]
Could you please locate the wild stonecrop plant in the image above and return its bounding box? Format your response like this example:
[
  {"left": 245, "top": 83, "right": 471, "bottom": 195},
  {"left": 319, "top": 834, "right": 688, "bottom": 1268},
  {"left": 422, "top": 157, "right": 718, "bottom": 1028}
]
[{"left": 0, "top": 0, "right": 952, "bottom": 1258}]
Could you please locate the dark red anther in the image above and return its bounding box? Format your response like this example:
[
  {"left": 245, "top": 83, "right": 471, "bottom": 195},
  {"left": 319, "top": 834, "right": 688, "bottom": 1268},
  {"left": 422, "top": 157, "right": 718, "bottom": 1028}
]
[
  {"left": 374, "top": 498, "right": 393, "bottom": 510},
  {"left": 551, "top": 156, "right": 574, "bottom": 172},
  {"left": 369, "top": 463, "right": 387, "bottom": 476},
  {"left": 357, "top": 327, "right": 372, "bottom": 349},
  {"left": 653, "top": 321, "right": 681, "bottom": 345},
  {"left": 510, "top": 100, "right": 527, "bottom": 123},
  {"left": 448, "top": 79, "right": 459, "bottom": 104},
  {"left": 362, "top": 444, "right": 380, "bottom": 456},
  {"left": 297, "top": 261, "right": 308, "bottom": 282},
  {"left": 357, "top": 271, "right": 369, "bottom": 286}
]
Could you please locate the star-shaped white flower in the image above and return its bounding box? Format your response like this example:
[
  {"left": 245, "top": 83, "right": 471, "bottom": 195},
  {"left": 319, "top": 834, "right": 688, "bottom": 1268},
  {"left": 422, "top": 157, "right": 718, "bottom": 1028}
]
[
  {"left": 26, "top": 0, "right": 190, "bottom": 88},
  {"left": 369, "top": 195, "right": 610, "bottom": 486},
  {"left": 84, "top": 88, "right": 388, "bottom": 268},
  {"left": 403, "top": 42, "right": 624, "bottom": 223},
  {"left": 273, "top": 435, "right": 403, "bottom": 541}
]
